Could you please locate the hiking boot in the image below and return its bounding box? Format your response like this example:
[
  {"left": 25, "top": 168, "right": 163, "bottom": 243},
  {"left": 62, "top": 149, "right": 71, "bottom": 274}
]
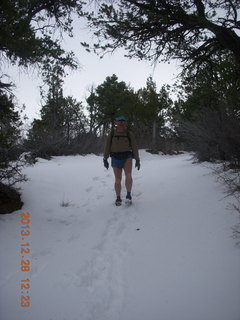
[
  {"left": 115, "top": 197, "right": 122, "bottom": 206},
  {"left": 125, "top": 194, "right": 132, "bottom": 205},
  {"left": 126, "top": 194, "right": 132, "bottom": 201}
]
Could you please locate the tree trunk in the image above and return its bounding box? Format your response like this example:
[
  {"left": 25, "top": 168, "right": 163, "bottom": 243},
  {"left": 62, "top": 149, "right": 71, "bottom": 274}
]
[{"left": 152, "top": 120, "right": 158, "bottom": 153}]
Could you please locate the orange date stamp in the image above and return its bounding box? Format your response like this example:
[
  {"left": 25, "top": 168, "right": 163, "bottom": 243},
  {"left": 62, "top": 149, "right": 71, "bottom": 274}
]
[{"left": 20, "top": 212, "right": 31, "bottom": 307}]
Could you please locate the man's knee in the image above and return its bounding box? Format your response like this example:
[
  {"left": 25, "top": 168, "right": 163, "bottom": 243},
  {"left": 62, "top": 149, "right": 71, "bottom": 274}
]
[
  {"left": 125, "top": 173, "right": 132, "bottom": 181},
  {"left": 115, "top": 177, "right": 122, "bottom": 184}
]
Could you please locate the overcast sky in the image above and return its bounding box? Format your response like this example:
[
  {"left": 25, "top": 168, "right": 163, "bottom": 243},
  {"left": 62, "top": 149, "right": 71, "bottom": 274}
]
[{"left": 3, "top": 14, "right": 180, "bottom": 122}]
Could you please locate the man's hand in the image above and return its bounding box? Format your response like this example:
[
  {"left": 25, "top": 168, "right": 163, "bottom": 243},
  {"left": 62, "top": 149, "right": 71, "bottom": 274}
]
[
  {"left": 135, "top": 159, "right": 140, "bottom": 170},
  {"left": 103, "top": 158, "right": 109, "bottom": 169}
]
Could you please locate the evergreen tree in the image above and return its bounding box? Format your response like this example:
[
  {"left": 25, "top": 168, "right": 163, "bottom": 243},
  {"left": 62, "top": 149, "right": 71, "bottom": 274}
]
[
  {"left": 27, "top": 64, "right": 87, "bottom": 157},
  {"left": 137, "top": 77, "right": 172, "bottom": 152},
  {"left": 0, "top": 90, "right": 26, "bottom": 186},
  {"left": 86, "top": 87, "right": 99, "bottom": 135},
  {"left": 170, "top": 56, "right": 240, "bottom": 162},
  {"left": 86, "top": 74, "right": 137, "bottom": 135}
]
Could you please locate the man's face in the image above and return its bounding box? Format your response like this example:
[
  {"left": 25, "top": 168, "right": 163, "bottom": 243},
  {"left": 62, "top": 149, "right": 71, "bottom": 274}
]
[{"left": 116, "top": 120, "right": 126, "bottom": 129}]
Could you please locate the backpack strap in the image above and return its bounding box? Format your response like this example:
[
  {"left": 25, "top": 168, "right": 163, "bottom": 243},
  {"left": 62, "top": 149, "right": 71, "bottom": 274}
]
[{"left": 110, "top": 130, "right": 132, "bottom": 147}]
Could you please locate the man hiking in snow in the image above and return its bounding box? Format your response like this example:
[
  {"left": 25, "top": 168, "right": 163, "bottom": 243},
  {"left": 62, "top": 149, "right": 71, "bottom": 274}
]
[{"left": 103, "top": 116, "right": 140, "bottom": 206}]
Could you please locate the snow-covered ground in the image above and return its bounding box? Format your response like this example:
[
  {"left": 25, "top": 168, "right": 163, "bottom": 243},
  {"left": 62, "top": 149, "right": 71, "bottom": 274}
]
[{"left": 0, "top": 150, "right": 240, "bottom": 320}]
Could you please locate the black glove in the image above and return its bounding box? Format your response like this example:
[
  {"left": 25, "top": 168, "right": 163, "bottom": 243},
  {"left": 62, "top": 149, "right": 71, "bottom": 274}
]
[
  {"left": 103, "top": 158, "right": 109, "bottom": 169},
  {"left": 135, "top": 159, "right": 140, "bottom": 170}
]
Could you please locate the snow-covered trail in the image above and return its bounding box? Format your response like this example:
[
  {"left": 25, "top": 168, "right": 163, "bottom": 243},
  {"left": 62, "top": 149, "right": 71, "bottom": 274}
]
[{"left": 0, "top": 151, "right": 240, "bottom": 320}]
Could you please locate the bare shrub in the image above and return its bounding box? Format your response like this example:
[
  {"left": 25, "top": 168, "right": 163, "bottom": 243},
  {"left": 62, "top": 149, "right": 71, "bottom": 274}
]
[
  {"left": 178, "top": 105, "right": 240, "bottom": 163},
  {"left": 211, "top": 163, "right": 240, "bottom": 244}
]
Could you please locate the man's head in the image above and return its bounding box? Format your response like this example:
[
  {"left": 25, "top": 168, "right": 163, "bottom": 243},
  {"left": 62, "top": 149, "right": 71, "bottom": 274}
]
[{"left": 115, "top": 116, "right": 127, "bottom": 129}]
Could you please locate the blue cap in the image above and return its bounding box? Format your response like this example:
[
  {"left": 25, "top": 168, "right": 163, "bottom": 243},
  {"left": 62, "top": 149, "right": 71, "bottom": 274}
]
[{"left": 115, "top": 116, "right": 126, "bottom": 121}]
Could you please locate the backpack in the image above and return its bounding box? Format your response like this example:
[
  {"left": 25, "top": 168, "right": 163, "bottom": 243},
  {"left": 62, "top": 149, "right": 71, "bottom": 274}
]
[
  {"left": 109, "top": 129, "right": 133, "bottom": 159},
  {"left": 110, "top": 129, "right": 132, "bottom": 147}
]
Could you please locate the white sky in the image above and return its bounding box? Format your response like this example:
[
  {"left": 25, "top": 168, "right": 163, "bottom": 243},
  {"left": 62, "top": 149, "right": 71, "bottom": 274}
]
[{"left": 2, "top": 15, "right": 181, "bottom": 122}]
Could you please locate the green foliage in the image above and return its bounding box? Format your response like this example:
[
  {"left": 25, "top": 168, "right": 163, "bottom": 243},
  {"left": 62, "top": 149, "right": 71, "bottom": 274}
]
[
  {"left": 0, "top": 90, "right": 26, "bottom": 186},
  {"left": 85, "top": 74, "right": 174, "bottom": 152},
  {"left": 0, "top": 91, "right": 22, "bottom": 154},
  {"left": 170, "top": 55, "right": 240, "bottom": 162},
  {"left": 137, "top": 77, "right": 160, "bottom": 121},
  {"left": 27, "top": 94, "right": 88, "bottom": 156},
  {"left": 26, "top": 64, "right": 89, "bottom": 157},
  {"left": 171, "top": 55, "right": 240, "bottom": 121},
  {"left": 136, "top": 77, "right": 173, "bottom": 150},
  {"left": 137, "top": 77, "right": 170, "bottom": 126},
  {"left": 86, "top": 88, "right": 99, "bottom": 135},
  {"left": 95, "top": 74, "right": 131, "bottom": 117},
  {"left": 86, "top": 74, "right": 137, "bottom": 133}
]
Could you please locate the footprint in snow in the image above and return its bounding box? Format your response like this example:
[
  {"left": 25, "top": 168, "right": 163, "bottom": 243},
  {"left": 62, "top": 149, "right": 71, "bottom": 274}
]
[
  {"left": 85, "top": 186, "right": 93, "bottom": 192},
  {"left": 59, "top": 220, "right": 72, "bottom": 226},
  {"left": 31, "top": 248, "right": 52, "bottom": 259},
  {"left": 134, "top": 191, "right": 142, "bottom": 197}
]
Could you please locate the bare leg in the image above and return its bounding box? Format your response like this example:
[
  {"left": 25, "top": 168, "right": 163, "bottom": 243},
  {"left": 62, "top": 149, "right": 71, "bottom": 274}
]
[
  {"left": 113, "top": 167, "right": 122, "bottom": 197},
  {"left": 124, "top": 158, "right": 133, "bottom": 193}
]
